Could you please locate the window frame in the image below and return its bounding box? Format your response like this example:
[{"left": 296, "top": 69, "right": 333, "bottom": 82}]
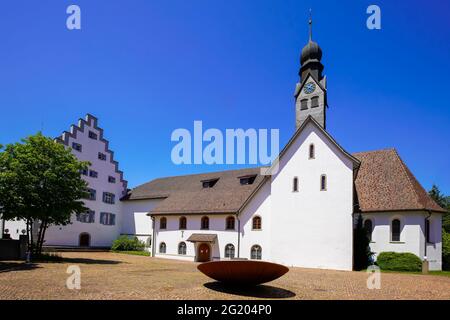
[
  {"left": 225, "top": 244, "right": 235, "bottom": 259},
  {"left": 178, "top": 242, "right": 187, "bottom": 255},
  {"left": 391, "top": 219, "right": 401, "bottom": 242},
  {"left": 98, "top": 152, "right": 107, "bottom": 161},
  {"left": 293, "top": 177, "right": 299, "bottom": 192},
  {"left": 300, "top": 99, "right": 308, "bottom": 110},
  {"left": 89, "top": 170, "right": 98, "bottom": 178},
  {"left": 87, "top": 188, "right": 96, "bottom": 201},
  {"left": 88, "top": 131, "right": 98, "bottom": 140},
  {"left": 108, "top": 176, "right": 116, "bottom": 183},
  {"left": 201, "top": 216, "right": 209, "bottom": 230},
  {"left": 225, "top": 216, "right": 235, "bottom": 230},
  {"left": 320, "top": 174, "right": 327, "bottom": 191},
  {"left": 252, "top": 216, "right": 262, "bottom": 230},
  {"left": 311, "top": 96, "right": 319, "bottom": 108},
  {"left": 100, "top": 212, "right": 116, "bottom": 226},
  {"left": 72, "top": 142, "right": 82, "bottom": 152},
  {"left": 250, "top": 245, "right": 262, "bottom": 260},
  {"left": 76, "top": 209, "right": 95, "bottom": 223},
  {"left": 179, "top": 216, "right": 187, "bottom": 230},
  {"left": 159, "top": 242, "right": 166, "bottom": 254},
  {"left": 160, "top": 217, "right": 167, "bottom": 230},
  {"left": 364, "top": 219, "right": 373, "bottom": 242},
  {"left": 102, "top": 192, "right": 115, "bottom": 204},
  {"left": 309, "top": 144, "right": 315, "bottom": 159}
]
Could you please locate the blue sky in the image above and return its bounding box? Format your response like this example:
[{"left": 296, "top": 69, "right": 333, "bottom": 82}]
[{"left": 0, "top": 0, "right": 449, "bottom": 193}]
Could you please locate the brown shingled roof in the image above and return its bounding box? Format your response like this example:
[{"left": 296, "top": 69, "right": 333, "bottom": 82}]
[
  {"left": 353, "top": 149, "right": 445, "bottom": 213},
  {"left": 123, "top": 148, "right": 444, "bottom": 215},
  {"left": 123, "top": 167, "right": 267, "bottom": 215}
]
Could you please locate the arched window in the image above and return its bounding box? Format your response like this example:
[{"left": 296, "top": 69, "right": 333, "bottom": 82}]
[
  {"left": 178, "top": 242, "right": 186, "bottom": 255},
  {"left": 320, "top": 174, "right": 327, "bottom": 191},
  {"left": 364, "top": 219, "right": 373, "bottom": 242},
  {"left": 251, "top": 245, "right": 262, "bottom": 260},
  {"left": 226, "top": 216, "right": 235, "bottom": 230},
  {"left": 391, "top": 219, "right": 401, "bottom": 242},
  {"left": 293, "top": 177, "right": 299, "bottom": 192},
  {"left": 252, "top": 216, "right": 262, "bottom": 230},
  {"left": 225, "top": 244, "right": 235, "bottom": 258},
  {"left": 159, "top": 242, "right": 166, "bottom": 254},
  {"left": 179, "top": 216, "right": 187, "bottom": 230},
  {"left": 309, "top": 144, "right": 315, "bottom": 159},
  {"left": 160, "top": 217, "right": 167, "bottom": 230},
  {"left": 201, "top": 216, "right": 209, "bottom": 230}
]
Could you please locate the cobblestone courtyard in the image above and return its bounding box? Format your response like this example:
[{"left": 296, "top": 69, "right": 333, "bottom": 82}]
[{"left": 1, "top": 252, "right": 449, "bottom": 300}]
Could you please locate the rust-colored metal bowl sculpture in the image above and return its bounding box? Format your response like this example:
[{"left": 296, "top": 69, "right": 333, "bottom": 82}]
[{"left": 198, "top": 259, "right": 289, "bottom": 286}]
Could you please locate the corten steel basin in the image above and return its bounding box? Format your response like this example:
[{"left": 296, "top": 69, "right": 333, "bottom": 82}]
[{"left": 197, "top": 260, "right": 289, "bottom": 286}]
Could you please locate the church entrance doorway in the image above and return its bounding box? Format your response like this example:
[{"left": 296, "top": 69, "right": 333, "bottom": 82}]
[{"left": 197, "top": 243, "right": 211, "bottom": 262}]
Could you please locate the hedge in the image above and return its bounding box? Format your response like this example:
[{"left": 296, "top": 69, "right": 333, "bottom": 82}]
[
  {"left": 111, "top": 235, "right": 145, "bottom": 252},
  {"left": 376, "top": 252, "right": 422, "bottom": 272}
]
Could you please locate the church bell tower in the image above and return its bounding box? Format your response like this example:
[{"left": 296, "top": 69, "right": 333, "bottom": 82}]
[{"left": 295, "top": 12, "right": 328, "bottom": 130}]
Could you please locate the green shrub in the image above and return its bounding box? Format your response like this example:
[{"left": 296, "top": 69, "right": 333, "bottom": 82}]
[
  {"left": 111, "top": 236, "right": 145, "bottom": 252},
  {"left": 376, "top": 252, "right": 422, "bottom": 272},
  {"left": 443, "top": 231, "right": 450, "bottom": 270}
]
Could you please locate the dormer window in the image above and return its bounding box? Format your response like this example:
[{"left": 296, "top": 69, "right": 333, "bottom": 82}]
[
  {"left": 239, "top": 175, "right": 257, "bottom": 185},
  {"left": 202, "top": 178, "right": 219, "bottom": 188},
  {"left": 88, "top": 131, "right": 98, "bottom": 140}
]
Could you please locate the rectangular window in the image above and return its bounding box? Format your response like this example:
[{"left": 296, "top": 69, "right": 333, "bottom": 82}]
[
  {"left": 98, "top": 152, "right": 107, "bottom": 161},
  {"left": 311, "top": 96, "right": 319, "bottom": 108},
  {"left": 88, "top": 131, "right": 98, "bottom": 140},
  {"left": 100, "top": 212, "right": 116, "bottom": 226},
  {"left": 320, "top": 175, "right": 327, "bottom": 191},
  {"left": 80, "top": 169, "right": 88, "bottom": 176},
  {"left": 76, "top": 210, "right": 95, "bottom": 223},
  {"left": 425, "top": 219, "right": 431, "bottom": 243},
  {"left": 87, "top": 188, "right": 96, "bottom": 201},
  {"left": 89, "top": 170, "right": 98, "bottom": 178},
  {"left": 103, "top": 192, "right": 115, "bottom": 204},
  {"left": 72, "top": 142, "right": 82, "bottom": 152},
  {"left": 300, "top": 99, "right": 308, "bottom": 110},
  {"left": 293, "top": 177, "right": 299, "bottom": 192},
  {"left": 108, "top": 176, "right": 116, "bottom": 183}
]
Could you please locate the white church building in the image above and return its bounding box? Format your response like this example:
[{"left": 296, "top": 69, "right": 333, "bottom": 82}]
[{"left": 2, "top": 27, "right": 445, "bottom": 271}]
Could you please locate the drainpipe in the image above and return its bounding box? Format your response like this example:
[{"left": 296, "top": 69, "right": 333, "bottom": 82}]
[
  {"left": 237, "top": 214, "right": 240, "bottom": 258},
  {"left": 151, "top": 216, "right": 156, "bottom": 257},
  {"left": 424, "top": 211, "right": 432, "bottom": 261}
]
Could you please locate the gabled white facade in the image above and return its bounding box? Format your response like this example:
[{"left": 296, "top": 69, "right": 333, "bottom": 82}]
[
  {"left": 43, "top": 115, "right": 128, "bottom": 247},
  {"left": 145, "top": 118, "right": 358, "bottom": 270}
]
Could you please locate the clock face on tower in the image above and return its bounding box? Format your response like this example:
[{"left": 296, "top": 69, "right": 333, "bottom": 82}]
[{"left": 304, "top": 82, "right": 316, "bottom": 94}]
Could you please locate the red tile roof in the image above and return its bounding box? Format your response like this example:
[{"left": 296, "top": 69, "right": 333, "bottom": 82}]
[{"left": 353, "top": 149, "right": 445, "bottom": 213}]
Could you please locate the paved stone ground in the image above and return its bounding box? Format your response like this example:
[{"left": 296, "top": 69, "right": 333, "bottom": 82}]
[{"left": 1, "top": 252, "right": 449, "bottom": 300}]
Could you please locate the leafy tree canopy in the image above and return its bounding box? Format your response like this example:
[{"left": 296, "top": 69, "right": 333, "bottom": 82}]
[{"left": 0, "top": 133, "right": 89, "bottom": 253}]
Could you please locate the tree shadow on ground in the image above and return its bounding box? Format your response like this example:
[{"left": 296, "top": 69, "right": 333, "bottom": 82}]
[
  {"left": 204, "top": 282, "right": 296, "bottom": 299},
  {"left": 58, "top": 257, "right": 123, "bottom": 265},
  {"left": 0, "top": 262, "right": 41, "bottom": 273}
]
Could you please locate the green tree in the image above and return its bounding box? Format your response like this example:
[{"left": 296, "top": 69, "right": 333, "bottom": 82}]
[
  {"left": 0, "top": 133, "right": 89, "bottom": 256},
  {"left": 428, "top": 185, "right": 450, "bottom": 233},
  {"left": 353, "top": 214, "right": 372, "bottom": 270}
]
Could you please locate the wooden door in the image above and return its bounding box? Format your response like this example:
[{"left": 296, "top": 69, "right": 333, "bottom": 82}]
[
  {"left": 79, "top": 233, "right": 90, "bottom": 247},
  {"left": 197, "top": 243, "right": 210, "bottom": 262}
]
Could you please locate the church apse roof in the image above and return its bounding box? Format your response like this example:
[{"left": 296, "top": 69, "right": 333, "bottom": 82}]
[{"left": 353, "top": 148, "right": 445, "bottom": 213}]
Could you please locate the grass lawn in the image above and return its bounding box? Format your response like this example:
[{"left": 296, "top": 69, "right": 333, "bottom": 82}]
[
  {"left": 111, "top": 250, "right": 151, "bottom": 256},
  {"left": 363, "top": 269, "right": 450, "bottom": 278}
]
